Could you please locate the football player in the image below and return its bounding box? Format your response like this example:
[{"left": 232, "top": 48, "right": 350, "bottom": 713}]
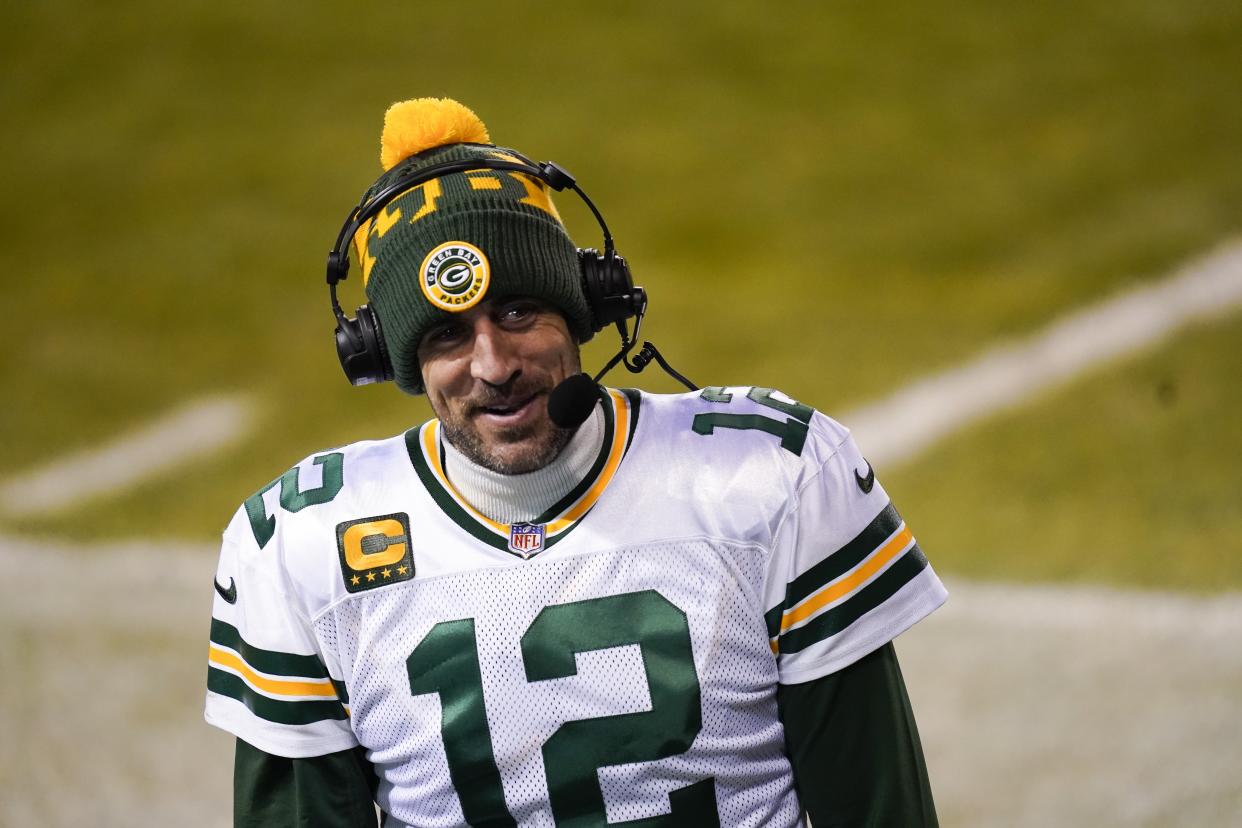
[{"left": 206, "top": 97, "right": 947, "bottom": 827}]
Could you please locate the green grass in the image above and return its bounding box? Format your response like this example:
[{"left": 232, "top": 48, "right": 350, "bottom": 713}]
[
  {"left": 887, "top": 313, "right": 1242, "bottom": 592},
  {"left": 1, "top": 0, "right": 1240, "bottom": 589}
]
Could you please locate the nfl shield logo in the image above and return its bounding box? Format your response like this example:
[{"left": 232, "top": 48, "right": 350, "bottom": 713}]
[{"left": 508, "top": 523, "right": 546, "bottom": 559}]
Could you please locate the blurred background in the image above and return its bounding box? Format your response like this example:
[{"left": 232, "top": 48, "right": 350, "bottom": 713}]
[{"left": 2, "top": 1, "right": 1239, "bottom": 824}]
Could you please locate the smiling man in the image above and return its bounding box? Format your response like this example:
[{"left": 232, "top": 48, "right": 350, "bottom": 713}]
[
  {"left": 205, "top": 98, "right": 947, "bottom": 827},
  {"left": 418, "top": 297, "right": 581, "bottom": 475}
]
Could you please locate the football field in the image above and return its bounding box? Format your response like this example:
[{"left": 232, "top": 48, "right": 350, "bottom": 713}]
[
  {"left": 3, "top": 0, "right": 1241, "bottom": 823},
  {"left": 4, "top": 276, "right": 1242, "bottom": 822}
]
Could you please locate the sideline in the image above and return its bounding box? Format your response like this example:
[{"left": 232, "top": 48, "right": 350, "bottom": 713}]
[
  {"left": 3, "top": 534, "right": 1238, "bottom": 826},
  {"left": 898, "top": 578, "right": 1242, "bottom": 826},
  {"left": 0, "top": 394, "right": 255, "bottom": 518},
  {"left": 845, "top": 240, "right": 1242, "bottom": 466},
  {"left": 5, "top": 530, "right": 1239, "bottom": 629}
]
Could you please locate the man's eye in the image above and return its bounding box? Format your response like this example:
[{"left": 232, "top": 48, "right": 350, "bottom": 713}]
[
  {"left": 425, "top": 324, "right": 464, "bottom": 346},
  {"left": 500, "top": 302, "right": 537, "bottom": 324}
]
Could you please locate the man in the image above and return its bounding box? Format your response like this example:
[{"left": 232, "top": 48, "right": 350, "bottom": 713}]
[{"left": 206, "top": 97, "right": 947, "bottom": 827}]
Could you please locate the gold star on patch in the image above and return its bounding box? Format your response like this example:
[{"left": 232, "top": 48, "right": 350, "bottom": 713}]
[
  {"left": 381, "top": 568, "right": 392, "bottom": 579},
  {"left": 397, "top": 565, "right": 408, "bottom": 575},
  {"left": 350, "top": 575, "right": 361, "bottom": 586},
  {"left": 366, "top": 571, "right": 376, "bottom": 582}
]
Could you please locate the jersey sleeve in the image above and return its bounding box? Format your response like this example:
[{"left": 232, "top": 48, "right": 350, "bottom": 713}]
[
  {"left": 763, "top": 414, "right": 947, "bottom": 684},
  {"left": 205, "top": 503, "right": 358, "bottom": 758}
]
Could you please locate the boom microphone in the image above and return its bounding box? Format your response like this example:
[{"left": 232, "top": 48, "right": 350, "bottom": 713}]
[{"left": 547, "top": 373, "right": 603, "bottom": 429}]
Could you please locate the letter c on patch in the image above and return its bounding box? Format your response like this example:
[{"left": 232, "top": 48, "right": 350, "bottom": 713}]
[{"left": 342, "top": 519, "right": 408, "bottom": 570}]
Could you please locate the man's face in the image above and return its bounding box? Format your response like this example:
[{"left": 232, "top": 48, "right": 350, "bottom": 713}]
[{"left": 417, "top": 297, "right": 581, "bottom": 475}]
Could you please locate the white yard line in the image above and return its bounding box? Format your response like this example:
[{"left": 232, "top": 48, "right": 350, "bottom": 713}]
[
  {"left": 0, "top": 394, "right": 256, "bottom": 517},
  {"left": 5, "top": 241, "right": 1240, "bottom": 519},
  {"left": 845, "top": 240, "right": 1242, "bottom": 467}
]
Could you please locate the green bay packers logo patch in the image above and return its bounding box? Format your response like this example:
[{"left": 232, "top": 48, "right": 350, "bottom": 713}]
[
  {"left": 336, "top": 513, "right": 415, "bottom": 593},
  {"left": 419, "top": 241, "right": 489, "bottom": 312}
]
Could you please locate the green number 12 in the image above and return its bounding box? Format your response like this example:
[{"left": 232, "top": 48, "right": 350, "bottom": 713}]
[
  {"left": 693, "top": 387, "right": 815, "bottom": 456},
  {"left": 406, "top": 590, "right": 721, "bottom": 827}
]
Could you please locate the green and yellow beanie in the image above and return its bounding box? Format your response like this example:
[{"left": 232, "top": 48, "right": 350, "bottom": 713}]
[{"left": 352, "top": 98, "right": 592, "bottom": 394}]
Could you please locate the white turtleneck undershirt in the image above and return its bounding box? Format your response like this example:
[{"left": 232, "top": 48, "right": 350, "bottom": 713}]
[{"left": 439, "top": 403, "right": 605, "bottom": 525}]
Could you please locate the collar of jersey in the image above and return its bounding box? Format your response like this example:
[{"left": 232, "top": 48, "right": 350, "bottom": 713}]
[{"left": 405, "top": 388, "right": 640, "bottom": 556}]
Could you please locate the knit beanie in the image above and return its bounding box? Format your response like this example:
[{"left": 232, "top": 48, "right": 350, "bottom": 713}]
[{"left": 352, "top": 98, "right": 593, "bottom": 394}]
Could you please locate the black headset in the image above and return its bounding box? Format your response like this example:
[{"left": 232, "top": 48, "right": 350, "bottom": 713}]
[{"left": 325, "top": 147, "right": 647, "bottom": 387}]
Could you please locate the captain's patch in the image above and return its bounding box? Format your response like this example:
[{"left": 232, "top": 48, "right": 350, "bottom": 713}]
[{"left": 336, "top": 513, "right": 415, "bottom": 593}]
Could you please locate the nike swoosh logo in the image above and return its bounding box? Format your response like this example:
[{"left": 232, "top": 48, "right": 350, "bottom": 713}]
[
  {"left": 214, "top": 577, "right": 238, "bottom": 604},
  {"left": 854, "top": 461, "right": 876, "bottom": 494}
]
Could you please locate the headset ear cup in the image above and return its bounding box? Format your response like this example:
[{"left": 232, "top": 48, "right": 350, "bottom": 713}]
[
  {"left": 358, "top": 305, "right": 393, "bottom": 382},
  {"left": 579, "top": 247, "right": 639, "bottom": 333},
  {"left": 335, "top": 304, "right": 393, "bottom": 385},
  {"left": 578, "top": 249, "right": 601, "bottom": 333}
]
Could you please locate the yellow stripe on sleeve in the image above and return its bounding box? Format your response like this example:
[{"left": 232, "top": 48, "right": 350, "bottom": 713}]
[
  {"left": 208, "top": 645, "right": 340, "bottom": 700},
  {"left": 779, "top": 525, "right": 915, "bottom": 632}
]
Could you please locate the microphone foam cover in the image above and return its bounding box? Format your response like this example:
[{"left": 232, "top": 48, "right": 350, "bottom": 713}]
[{"left": 548, "top": 373, "right": 602, "bottom": 429}]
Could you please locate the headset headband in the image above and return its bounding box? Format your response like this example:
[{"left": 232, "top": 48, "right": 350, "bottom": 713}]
[{"left": 326, "top": 149, "right": 615, "bottom": 288}]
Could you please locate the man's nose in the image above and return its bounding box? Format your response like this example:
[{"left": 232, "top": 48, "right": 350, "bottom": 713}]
[{"left": 469, "top": 321, "right": 520, "bottom": 387}]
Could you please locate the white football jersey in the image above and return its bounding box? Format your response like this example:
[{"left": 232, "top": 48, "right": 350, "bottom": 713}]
[{"left": 205, "top": 387, "right": 947, "bottom": 827}]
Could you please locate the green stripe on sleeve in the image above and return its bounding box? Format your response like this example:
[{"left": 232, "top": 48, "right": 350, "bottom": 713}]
[
  {"left": 778, "top": 545, "right": 929, "bottom": 655},
  {"left": 765, "top": 503, "right": 903, "bottom": 641},
  {"left": 208, "top": 668, "right": 348, "bottom": 725},
  {"left": 783, "top": 503, "right": 903, "bottom": 609},
  {"left": 210, "top": 618, "right": 331, "bottom": 679}
]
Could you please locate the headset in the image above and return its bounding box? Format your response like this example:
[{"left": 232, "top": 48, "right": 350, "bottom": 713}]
[{"left": 325, "top": 147, "right": 647, "bottom": 387}]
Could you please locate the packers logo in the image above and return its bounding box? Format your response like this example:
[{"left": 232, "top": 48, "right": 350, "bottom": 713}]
[
  {"left": 335, "top": 513, "right": 415, "bottom": 593},
  {"left": 419, "top": 241, "right": 490, "bottom": 312}
]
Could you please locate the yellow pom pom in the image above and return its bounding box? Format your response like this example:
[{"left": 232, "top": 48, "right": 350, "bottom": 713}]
[{"left": 379, "top": 98, "right": 491, "bottom": 171}]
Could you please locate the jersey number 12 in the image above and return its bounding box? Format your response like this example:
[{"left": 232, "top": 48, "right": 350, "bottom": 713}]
[{"left": 406, "top": 590, "right": 721, "bottom": 826}]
